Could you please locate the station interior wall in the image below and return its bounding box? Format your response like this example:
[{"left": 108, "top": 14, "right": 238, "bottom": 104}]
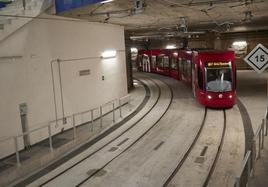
[{"left": 0, "top": 14, "right": 127, "bottom": 159}]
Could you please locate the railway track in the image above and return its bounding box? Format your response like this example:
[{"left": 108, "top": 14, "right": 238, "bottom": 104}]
[
  {"left": 164, "top": 109, "right": 227, "bottom": 187},
  {"left": 15, "top": 73, "right": 240, "bottom": 187},
  {"left": 23, "top": 76, "right": 173, "bottom": 187}
]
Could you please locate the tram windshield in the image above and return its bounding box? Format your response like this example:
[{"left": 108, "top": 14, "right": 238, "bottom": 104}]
[{"left": 206, "top": 68, "right": 232, "bottom": 92}]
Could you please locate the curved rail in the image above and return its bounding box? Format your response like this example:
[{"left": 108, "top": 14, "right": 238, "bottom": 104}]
[
  {"left": 12, "top": 78, "right": 151, "bottom": 187},
  {"left": 76, "top": 78, "right": 173, "bottom": 186},
  {"left": 35, "top": 77, "right": 164, "bottom": 186},
  {"left": 202, "top": 110, "right": 227, "bottom": 186},
  {"left": 163, "top": 108, "right": 208, "bottom": 187},
  {"left": 163, "top": 109, "right": 227, "bottom": 187}
]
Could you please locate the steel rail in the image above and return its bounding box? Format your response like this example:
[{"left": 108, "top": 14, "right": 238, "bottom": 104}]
[
  {"left": 11, "top": 79, "right": 146, "bottom": 187},
  {"left": 76, "top": 78, "right": 174, "bottom": 187},
  {"left": 162, "top": 107, "right": 208, "bottom": 187},
  {"left": 202, "top": 109, "right": 227, "bottom": 187},
  {"left": 37, "top": 77, "right": 158, "bottom": 186}
]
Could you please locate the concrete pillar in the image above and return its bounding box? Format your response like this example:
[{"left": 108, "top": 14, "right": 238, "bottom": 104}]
[
  {"left": 125, "top": 31, "right": 134, "bottom": 92},
  {"left": 214, "top": 34, "right": 222, "bottom": 50},
  {"left": 125, "top": 47, "right": 133, "bottom": 92},
  {"left": 205, "top": 32, "right": 216, "bottom": 49}
]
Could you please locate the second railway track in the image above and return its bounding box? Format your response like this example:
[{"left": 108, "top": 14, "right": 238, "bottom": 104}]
[
  {"left": 164, "top": 109, "right": 227, "bottom": 187},
  {"left": 17, "top": 73, "right": 241, "bottom": 187},
  {"left": 25, "top": 76, "right": 173, "bottom": 187}
]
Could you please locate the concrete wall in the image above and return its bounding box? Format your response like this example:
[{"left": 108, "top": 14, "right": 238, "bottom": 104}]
[{"left": 0, "top": 14, "right": 127, "bottom": 158}]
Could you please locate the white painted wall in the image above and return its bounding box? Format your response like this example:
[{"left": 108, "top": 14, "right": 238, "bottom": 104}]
[{"left": 0, "top": 14, "right": 127, "bottom": 158}]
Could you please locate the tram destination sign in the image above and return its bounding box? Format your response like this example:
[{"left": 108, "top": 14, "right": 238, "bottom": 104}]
[
  {"left": 206, "top": 61, "right": 231, "bottom": 68},
  {"left": 244, "top": 44, "right": 268, "bottom": 74}
]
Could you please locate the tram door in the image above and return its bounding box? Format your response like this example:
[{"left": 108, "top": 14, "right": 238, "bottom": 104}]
[
  {"left": 151, "top": 56, "right": 156, "bottom": 71},
  {"left": 142, "top": 55, "right": 150, "bottom": 72},
  {"left": 192, "top": 63, "right": 197, "bottom": 97},
  {"left": 147, "top": 56, "right": 151, "bottom": 72},
  {"left": 142, "top": 55, "right": 145, "bottom": 72}
]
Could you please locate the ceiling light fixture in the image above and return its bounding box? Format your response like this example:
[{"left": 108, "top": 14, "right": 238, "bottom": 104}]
[{"left": 101, "top": 0, "right": 114, "bottom": 4}]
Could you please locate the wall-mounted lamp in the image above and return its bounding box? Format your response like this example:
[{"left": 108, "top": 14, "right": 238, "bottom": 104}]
[{"left": 101, "top": 50, "right": 117, "bottom": 59}]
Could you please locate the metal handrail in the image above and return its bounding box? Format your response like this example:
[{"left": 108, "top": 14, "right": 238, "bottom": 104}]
[
  {"left": 0, "top": 95, "right": 132, "bottom": 166},
  {"left": 235, "top": 151, "right": 252, "bottom": 187},
  {"left": 235, "top": 109, "right": 268, "bottom": 187},
  {"left": 120, "top": 94, "right": 131, "bottom": 102},
  {"left": 119, "top": 94, "right": 131, "bottom": 118},
  {"left": 0, "top": 97, "right": 128, "bottom": 144}
]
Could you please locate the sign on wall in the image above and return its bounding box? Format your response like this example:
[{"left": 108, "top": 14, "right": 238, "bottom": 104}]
[
  {"left": 55, "top": 0, "right": 107, "bottom": 13},
  {"left": 244, "top": 44, "right": 268, "bottom": 74}
]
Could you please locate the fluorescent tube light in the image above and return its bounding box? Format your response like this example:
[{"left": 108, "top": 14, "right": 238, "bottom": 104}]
[
  {"left": 101, "top": 50, "right": 117, "bottom": 58},
  {"left": 102, "top": 0, "right": 113, "bottom": 4},
  {"left": 166, "top": 45, "right": 176, "bottom": 49}
]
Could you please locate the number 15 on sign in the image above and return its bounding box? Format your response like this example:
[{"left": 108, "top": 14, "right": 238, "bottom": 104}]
[{"left": 244, "top": 43, "right": 268, "bottom": 74}]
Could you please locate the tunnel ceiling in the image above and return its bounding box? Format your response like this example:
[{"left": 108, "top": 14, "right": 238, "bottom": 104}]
[{"left": 60, "top": 0, "right": 268, "bottom": 38}]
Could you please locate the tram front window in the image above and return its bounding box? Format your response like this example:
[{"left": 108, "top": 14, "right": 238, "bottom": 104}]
[{"left": 206, "top": 68, "right": 232, "bottom": 92}]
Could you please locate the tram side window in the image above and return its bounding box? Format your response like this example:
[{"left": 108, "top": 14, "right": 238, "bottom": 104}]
[
  {"left": 164, "top": 56, "right": 169, "bottom": 68},
  {"left": 234, "top": 68, "right": 236, "bottom": 90},
  {"left": 178, "top": 58, "right": 182, "bottom": 72},
  {"left": 187, "top": 60, "right": 191, "bottom": 77},
  {"left": 151, "top": 56, "right": 156, "bottom": 68},
  {"left": 171, "top": 57, "right": 178, "bottom": 70},
  {"left": 182, "top": 59, "right": 187, "bottom": 77},
  {"left": 157, "top": 56, "right": 164, "bottom": 67},
  {"left": 138, "top": 55, "right": 142, "bottom": 66},
  {"left": 143, "top": 55, "right": 149, "bottom": 64},
  {"left": 198, "top": 67, "right": 204, "bottom": 90}
]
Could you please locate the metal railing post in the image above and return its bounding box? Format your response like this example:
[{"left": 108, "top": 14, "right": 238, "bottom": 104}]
[
  {"left": 261, "top": 120, "right": 264, "bottom": 149},
  {"left": 128, "top": 96, "right": 131, "bottom": 111},
  {"left": 72, "top": 115, "right": 77, "bottom": 139},
  {"left": 235, "top": 177, "right": 240, "bottom": 187},
  {"left": 14, "top": 136, "right": 21, "bottom": 167},
  {"left": 48, "top": 125, "right": 53, "bottom": 152},
  {"left": 112, "top": 101, "right": 115, "bottom": 123},
  {"left": 266, "top": 116, "right": 268, "bottom": 136},
  {"left": 119, "top": 99, "right": 122, "bottom": 118},
  {"left": 247, "top": 152, "right": 252, "bottom": 178},
  {"left": 252, "top": 139, "right": 256, "bottom": 177},
  {"left": 258, "top": 133, "right": 261, "bottom": 158},
  {"left": 100, "top": 106, "right": 103, "bottom": 128},
  {"left": 266, "top": 107, "right": 268, "bottom": 136},
  {"left": 91, "top": 109, "right": 94, "bottom": 132}
]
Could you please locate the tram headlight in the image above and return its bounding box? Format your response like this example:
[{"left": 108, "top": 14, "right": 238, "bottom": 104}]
[
  {"left": 229, "top": 95, "right": 233, "bottom": 99},
  {"left": 207, "top": 95, "right": 212, "bottom": 100}
]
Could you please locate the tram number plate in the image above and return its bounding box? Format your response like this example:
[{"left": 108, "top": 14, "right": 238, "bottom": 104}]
[{"left": 244, "top": 44, "right": 268, "bottom": 74}]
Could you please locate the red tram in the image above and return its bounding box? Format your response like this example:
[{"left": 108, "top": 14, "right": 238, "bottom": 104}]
[{"left": 137, "top": 49, "right": 236, "bottom": 108}]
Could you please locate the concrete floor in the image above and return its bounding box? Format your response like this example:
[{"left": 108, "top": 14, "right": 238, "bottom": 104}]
[
  {"left": 237, "top": 70, "right": 268, "bottom": 132},
  {"left": 19, "top": 72, "right": 246, "bottom": 187},
  {"left": 0, "top": 79, "right": 146, "bottom": 187},
  {"left": 236, "top": 70, "right": 268, "bottom": 187},
  {"left": 2, "top": 70, "right": 267, "bottom": 187}
]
